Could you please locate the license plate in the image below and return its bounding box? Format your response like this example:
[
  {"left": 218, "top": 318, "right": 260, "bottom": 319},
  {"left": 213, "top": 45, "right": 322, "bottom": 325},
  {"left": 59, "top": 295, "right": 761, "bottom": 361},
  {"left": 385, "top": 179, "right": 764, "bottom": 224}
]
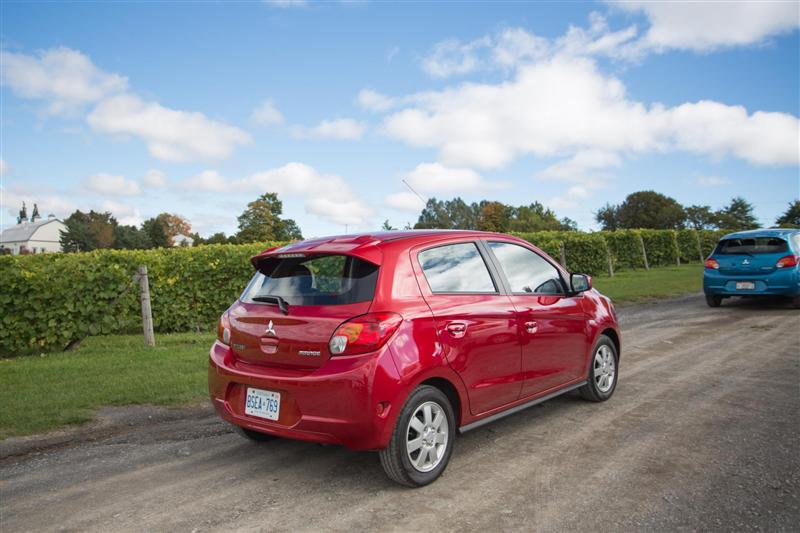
[
  {"left": 735, "top": 281, "right": 755, "bottom": 290},
  {"left": 244, "top": 388, "right": 280, "bottom": 421}
]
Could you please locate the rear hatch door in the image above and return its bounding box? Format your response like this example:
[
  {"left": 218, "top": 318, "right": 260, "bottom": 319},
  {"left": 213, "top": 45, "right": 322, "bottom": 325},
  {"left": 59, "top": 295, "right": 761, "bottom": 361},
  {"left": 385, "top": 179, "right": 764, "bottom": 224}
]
[
  {"left": 714, "top": 236, "right": 789, "bottom": 276},
  {"left": 229, "top": 253, "right": 379, "bottom": 369}
]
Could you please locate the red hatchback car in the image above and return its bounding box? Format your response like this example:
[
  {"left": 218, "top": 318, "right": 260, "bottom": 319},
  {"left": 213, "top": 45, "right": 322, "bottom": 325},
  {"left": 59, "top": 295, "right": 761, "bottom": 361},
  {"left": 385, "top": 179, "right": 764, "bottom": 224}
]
[{"left": 209, "top": 230, "right": 621, "bottom": 486}]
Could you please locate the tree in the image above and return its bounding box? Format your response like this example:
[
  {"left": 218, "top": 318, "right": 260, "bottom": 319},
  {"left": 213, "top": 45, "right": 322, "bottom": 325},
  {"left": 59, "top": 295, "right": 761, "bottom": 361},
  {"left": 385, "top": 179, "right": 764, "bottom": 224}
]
[
  {"left": 236, "top": 193, "right": 303, "bottom": 242},
  {"left": 60, "top": 210, "right": 118, "bottom": 252},
  {"left": 200, "top": 232, "right": 237, "bottom": 245},
  {"left": 715, "top": 197, "right": 758, "bottom": 230},
  {"left": 685, "top": 205, "right": 716, "bottom": 230},
  {"left": 595, "top": 203, "right": 620, "bottom": 231},
  {"left": 507, "top": 202, "right": 570, "bottom": 232},
  {"left": 596, "top": 191, "right": 686, "bottom": 230},
  {"left": 141, "top": 217, "right": 171, "bottom": 248},
  {"left": 381, "top": 220, "right": 397, "bottom": 231},
  {"left": 477, "top": 201, "right": 509, "bottom": 232},
  {"left": 113, "top": 224, "right": 151, "bottom": 250},
  {"left": 155, "top": 213, "right": 192, "bottom": 244},
  {"left": 775, "top": 200, "right": 800, "bottom": 228}
]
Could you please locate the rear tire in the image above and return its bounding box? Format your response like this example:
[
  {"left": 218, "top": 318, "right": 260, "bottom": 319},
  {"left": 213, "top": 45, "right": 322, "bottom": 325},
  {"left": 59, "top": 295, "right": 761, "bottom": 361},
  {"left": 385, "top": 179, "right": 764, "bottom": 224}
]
[
  {"left": 237, "top": 426, "right": 277, "bottom": 442},
  {"left": 379, "top": 385, "right": 455, "bottom": 487},
  {"left": 705, "top": 294, "right": 723, "bottom": 308},
  {"left": 579, "top": 335, "right": 618, "bottom": 402}
]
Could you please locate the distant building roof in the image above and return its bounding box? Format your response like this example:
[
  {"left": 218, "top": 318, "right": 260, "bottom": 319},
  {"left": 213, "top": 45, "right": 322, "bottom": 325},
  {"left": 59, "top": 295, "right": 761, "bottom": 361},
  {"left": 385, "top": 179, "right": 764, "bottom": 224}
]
[{"left": 0, "top": 218, "right": 64, "bottom": 243}]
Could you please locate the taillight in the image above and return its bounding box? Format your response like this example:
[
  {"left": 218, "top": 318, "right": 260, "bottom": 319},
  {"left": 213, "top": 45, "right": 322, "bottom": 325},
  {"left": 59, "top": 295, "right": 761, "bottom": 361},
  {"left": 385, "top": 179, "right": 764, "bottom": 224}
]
[
  {"left": 218, "top": 311, "right": 231, "bottom": 345},
  {"left": 776, "top": 255, "right": 799, "bottom": 269},
  {"left": 329, "top": 312, "right": 403, "bottom": 356},
  {"left": 704, "top": 258, "right": 720, "bottom": 270}
]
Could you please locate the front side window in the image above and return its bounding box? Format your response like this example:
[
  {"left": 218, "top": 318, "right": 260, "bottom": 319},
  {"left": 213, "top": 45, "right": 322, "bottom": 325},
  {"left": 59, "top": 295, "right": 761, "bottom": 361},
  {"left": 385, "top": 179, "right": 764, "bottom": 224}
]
[
  {"left": 715, "top": 237, "right": 789, "bottom": 255},
  {"left": 242, "top": 254, "right": 378, "bottom": 306},
  {"left": 488, "top": 242, "right": 565, "bottom": 294},
  {"left": 418, "top": 242, "right": 496, "bottom": 293}
]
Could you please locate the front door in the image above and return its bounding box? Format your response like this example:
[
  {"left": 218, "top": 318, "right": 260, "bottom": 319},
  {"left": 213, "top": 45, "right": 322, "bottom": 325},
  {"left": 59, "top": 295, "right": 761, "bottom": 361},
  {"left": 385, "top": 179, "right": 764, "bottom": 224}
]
[
  {"left": 414, "top": 241, "right": 522, "bottom": 415},
  {"left": 484, "top": 241, "right": 589, "bottom": 397}
]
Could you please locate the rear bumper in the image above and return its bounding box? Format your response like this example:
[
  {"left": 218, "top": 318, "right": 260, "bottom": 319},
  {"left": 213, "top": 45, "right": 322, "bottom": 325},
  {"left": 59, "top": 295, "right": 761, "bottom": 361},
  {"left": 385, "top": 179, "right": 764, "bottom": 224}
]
[
  {"left": 703, "top": 268, "right": 800, "bottom": 297},
  {"left": 208, "top": 341, "right": 403, "bottom": 451}
]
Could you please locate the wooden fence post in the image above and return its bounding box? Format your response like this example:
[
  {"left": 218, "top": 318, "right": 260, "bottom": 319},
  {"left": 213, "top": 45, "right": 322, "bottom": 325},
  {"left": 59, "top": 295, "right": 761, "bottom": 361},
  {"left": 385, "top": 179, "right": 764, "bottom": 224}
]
[
  {"left": 606, "top": 247, "right": 614, "bottom": 277},
  {"left": 138, "top": 265, "right": 155, "bottom": 347},
  {"left": 638, "top": 234, "right": 650, "bottom": 270},
  {"left": 673, "top": 232, "right": 681, "bottom": 266},
  {"left": 696, "top": 231, "right": 705, "bottom": 262},
  {"left": 559, "top": 241, "right": 567, "bottom": 270}
]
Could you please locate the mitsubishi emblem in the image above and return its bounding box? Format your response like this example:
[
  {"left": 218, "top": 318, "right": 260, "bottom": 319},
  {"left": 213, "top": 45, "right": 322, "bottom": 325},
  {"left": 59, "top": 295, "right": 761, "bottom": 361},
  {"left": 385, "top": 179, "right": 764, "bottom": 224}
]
[
  {"left": 742, "top": 258, "right": 751, "bottom": 265},
  {"left": 265, "top": 320, "right": 277, "bottom": 337}
]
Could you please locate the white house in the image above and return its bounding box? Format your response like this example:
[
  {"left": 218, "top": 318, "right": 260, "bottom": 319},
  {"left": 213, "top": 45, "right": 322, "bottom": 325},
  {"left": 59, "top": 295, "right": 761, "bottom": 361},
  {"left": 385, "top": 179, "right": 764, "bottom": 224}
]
[
  {"left": 0, "top": 213, "right": 66, "bottom": 255},
  {"left": 172, "top": 234, "right": 195, "bottom": 247}
]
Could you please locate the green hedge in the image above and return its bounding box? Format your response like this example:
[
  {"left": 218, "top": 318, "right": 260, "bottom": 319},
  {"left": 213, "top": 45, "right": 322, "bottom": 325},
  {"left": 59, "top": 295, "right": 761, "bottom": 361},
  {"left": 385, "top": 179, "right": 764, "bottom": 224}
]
[
  {"left": 0, "top": 243, "right": 281, "bottom": 355},
  {"left": 1, "top": 228, "right": 736, "bottom": 355}
]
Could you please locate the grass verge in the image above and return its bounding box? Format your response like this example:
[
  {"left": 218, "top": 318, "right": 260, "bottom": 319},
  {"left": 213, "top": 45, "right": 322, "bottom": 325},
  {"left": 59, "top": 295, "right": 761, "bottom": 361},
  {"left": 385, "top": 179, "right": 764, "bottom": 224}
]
[
  {"left": 0, "top": 332, "right": 214, "bottom": 439},
  {"left": 1, "top": 264, "right": 704, "bottom": 439},
  {"left": 592, "top": 263, "right": 703, "bottom": 303}
]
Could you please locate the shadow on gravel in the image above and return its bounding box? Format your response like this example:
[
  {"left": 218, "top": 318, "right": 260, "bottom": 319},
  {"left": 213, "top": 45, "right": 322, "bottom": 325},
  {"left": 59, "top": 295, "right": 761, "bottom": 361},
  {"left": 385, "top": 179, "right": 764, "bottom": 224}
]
[{"left": 714, "top": 296, "right": 798, "bottom": 312}]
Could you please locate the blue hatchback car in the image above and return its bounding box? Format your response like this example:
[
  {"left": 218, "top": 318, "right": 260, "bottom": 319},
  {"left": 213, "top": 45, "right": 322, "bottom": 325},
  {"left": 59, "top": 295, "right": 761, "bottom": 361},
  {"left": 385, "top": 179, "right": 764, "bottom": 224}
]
[{"left": 704, "top": 228, "right": 800, "bottom": 308}]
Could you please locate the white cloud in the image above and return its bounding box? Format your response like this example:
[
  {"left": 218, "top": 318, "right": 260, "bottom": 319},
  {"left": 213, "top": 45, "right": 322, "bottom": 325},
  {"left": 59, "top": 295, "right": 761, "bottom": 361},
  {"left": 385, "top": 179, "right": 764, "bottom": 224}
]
[
  {"left": 422, "top": 36, "right": 491, "bottom": 78},
  {"left": 547, "top": 185, "right": 592, "bottom": 211},
  {"left": 0, "top": 185, "right": 75, "bottom": 223},
  {"left": 385, "top": 191, "right": 426, "bottom": 212},
  {"left": 696, "top": 175, "right": 730, "bottom": 187},
  {"left": 182, "top": 170, "right": 229, "bottom": 192},
  {"left": 357, "top": 89, "right": 397, "bottom": 112},
  {"left": 537, "top": 150, "right": 621, "bottom": 184},
  {"left": 178, "top": 163, "right": 374, "bottom": 226},
  {"left": 404, "top": 162, "right": 506, "bottom": 194},
  {"left": 265, "top": 0, "right": 307, "bottom": 7},
  {"left": 0, "top": 159, "right": 8, "bottom": 176},
  {"left": 290, "top": 118, "right": 366, "bottom": 140},
  {"left": 0, "top": 47, "right": 127, "bottom": 115},
  {"left": 251, "top": 99, "right": 284, "bottom": 125},
  {"left": 88, "top": 94, "right": 251, "bottom": 162},
  {"left": 613, "top": 1, "right": 800, "bottom": 52},
  {"left": 84, "top": 173, "right": 141, "bottom": 196},
  {"left": 101, "top": 200, "right": 143, "bottom": 226},
  {"left": 381, "top": 57, "right": 799, "bottom": 169},
  {"left": 142, "top": 169, "right": 167, "bottom": 188}
]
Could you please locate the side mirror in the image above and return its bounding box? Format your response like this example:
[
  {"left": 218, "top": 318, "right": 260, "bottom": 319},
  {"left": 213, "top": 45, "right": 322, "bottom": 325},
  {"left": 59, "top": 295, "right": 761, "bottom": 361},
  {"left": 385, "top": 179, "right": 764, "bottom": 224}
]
[{"left": 570, "top": 273, "right": 592, "bottom": 293}]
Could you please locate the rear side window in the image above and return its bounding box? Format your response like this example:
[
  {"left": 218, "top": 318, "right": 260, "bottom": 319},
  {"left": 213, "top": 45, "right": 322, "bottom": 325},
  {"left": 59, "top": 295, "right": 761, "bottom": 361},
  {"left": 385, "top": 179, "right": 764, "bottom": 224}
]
[
  {"left": 418, "top": 242, "right": 496, "bottom": 293},
  {"left": 242, "top": 254, "right": 378, "bottom": 306},
  {"left": 715, "top": 237, "right": 789, "bottom": 255},
  {"left": 488, "top": 241, "right": 565, "bottom": 294}
]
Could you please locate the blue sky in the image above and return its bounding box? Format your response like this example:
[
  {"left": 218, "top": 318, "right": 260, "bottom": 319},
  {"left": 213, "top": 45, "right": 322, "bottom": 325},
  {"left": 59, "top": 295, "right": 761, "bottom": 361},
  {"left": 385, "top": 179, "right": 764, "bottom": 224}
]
[{"left": 1, "top": 0, "right": 798, "bottom": 237}]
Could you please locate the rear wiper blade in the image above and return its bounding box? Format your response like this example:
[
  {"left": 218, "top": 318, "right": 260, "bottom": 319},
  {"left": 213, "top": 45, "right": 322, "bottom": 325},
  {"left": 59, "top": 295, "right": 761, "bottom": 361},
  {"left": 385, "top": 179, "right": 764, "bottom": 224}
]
[{"left": 252, "top": 295, "right": 290, "bottom": 315}]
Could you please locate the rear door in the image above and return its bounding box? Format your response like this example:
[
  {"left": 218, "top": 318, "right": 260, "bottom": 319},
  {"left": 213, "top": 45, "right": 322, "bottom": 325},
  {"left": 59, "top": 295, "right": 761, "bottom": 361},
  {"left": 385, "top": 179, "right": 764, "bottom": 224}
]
[
  {"left": 714, "top": 237, "right": 790, "bottom": 277},
  {"left": 413, "top": 241, "right": 522, "bottom": 415},
  {"left": 484, "top": 241, "right": 589, "bottom": 398},
  {"left": 229, "top": 254, "right": 379, "bottom": 369}
]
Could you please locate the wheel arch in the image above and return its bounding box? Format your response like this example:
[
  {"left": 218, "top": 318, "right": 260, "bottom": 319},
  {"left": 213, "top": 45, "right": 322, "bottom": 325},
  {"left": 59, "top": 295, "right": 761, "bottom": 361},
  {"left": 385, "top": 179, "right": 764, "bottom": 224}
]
[
  {"left": 419, "top": 376, "right": 463, "bottom": 428},
  {"left": 600, "top": 327, "right": 621, "bottom": 360}
]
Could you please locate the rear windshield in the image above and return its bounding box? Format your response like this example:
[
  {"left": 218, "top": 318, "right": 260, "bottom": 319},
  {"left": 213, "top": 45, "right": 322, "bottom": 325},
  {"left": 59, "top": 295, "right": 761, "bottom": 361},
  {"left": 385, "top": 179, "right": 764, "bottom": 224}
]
[
  {"left": 241, "top": 254, "right": 379, "bottom": 306},
  {"left": 715, "top": 237, "right": 789, "bottom": 255}
]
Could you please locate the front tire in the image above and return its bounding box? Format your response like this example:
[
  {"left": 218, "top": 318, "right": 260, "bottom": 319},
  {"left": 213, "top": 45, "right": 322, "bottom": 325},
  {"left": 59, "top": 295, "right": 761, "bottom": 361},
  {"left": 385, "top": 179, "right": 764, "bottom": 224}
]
[
  {"left": 579, "top": 335, "right": 618, "bottom": 402},
  {"left": 706, "top": 294, "right": 723, "bottom": 308},
  {"left": 379, "top": 385, "right": 455, "bottom": 487}
]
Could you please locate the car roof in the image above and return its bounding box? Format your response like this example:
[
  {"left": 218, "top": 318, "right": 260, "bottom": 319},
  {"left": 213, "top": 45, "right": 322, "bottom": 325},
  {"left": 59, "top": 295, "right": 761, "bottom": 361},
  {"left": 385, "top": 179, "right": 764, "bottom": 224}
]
[
  {"left": 250, "top": 229, "right": 517, "bottom": 267},
  {"left": 721, "top": 228, "right": 800, "bottom": 240}
]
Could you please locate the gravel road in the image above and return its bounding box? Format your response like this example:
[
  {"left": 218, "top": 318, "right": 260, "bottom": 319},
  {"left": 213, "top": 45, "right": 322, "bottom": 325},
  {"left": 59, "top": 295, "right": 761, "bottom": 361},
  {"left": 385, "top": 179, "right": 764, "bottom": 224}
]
[{"left": 1, "top": 294, "right": 798, "bottom": 532}]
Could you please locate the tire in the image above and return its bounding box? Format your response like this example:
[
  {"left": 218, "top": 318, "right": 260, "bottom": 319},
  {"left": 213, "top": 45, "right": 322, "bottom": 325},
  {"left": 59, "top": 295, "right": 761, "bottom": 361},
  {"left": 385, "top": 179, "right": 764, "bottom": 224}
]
[
  {"left": 237, "top": 426, "right": 277, "bottom": 442},
  {"left": 705, "top": 294, "right": 723, "bottom": 308},
  {"left": 793, "top": 296, "right": 800, "bottom": 309},
  {"left": 379, "top": 385, "right": 455, "bottom": 487},
  {"left": 579, "top": 335, "right": 618, "bottom": 402}
]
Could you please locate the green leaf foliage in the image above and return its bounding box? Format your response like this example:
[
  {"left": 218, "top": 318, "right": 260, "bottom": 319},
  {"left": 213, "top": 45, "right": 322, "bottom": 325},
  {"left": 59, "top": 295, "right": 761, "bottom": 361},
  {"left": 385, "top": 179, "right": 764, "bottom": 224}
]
[{"left": 0, "top": 242, "right": 282, "bottom": 355}]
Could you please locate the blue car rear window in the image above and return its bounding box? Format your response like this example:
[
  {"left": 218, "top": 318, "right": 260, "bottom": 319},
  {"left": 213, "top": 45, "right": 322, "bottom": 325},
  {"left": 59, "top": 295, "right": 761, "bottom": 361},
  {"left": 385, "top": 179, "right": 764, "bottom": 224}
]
[{"left": 715, "top": 237, "right": 788, "bottom": 255}]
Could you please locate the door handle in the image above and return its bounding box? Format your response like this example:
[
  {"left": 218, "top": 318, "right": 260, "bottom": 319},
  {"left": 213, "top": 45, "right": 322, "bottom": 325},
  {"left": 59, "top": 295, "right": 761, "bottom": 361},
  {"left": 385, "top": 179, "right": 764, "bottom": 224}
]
[
  {"left": 525, "top": 321, "right": 538, "bottom": 334},
  {"left": 445, "top": 322, "right": 467, "bottom": 338}
]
